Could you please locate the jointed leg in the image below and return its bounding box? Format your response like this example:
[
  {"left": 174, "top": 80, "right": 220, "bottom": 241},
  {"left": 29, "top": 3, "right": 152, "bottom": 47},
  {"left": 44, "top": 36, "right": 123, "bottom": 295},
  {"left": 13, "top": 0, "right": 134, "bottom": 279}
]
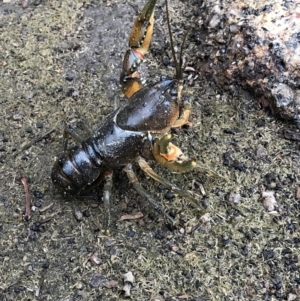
[
  {"left": 62, "top": 125, "right": 85, "bottom": 151},
  {"left": 137, "top": 157, "right": 203, "bottom": 210},
  {"left": 123, "top": 163, "right": 175, "bottom": 224},
  {"left": 102, "top": 170, "right": 113, "bottom": 232},
  {"left": 63, "top": 120, "right": 94, "bottom": 151},
  {"left": 152, "top": 134, "right": 227, "bottom": 180},
  {"left": 172, "top": 101, "right": 192, "bottom": 128},
  {"left": 78, "top": 120, "right": 93, "bottom": 135}
]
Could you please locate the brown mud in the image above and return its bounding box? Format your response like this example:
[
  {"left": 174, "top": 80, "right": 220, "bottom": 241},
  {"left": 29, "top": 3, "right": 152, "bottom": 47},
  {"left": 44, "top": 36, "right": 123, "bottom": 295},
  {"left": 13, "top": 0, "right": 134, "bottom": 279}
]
[{"left": 0, "top": 0, "right": 300, "bottom": 300}]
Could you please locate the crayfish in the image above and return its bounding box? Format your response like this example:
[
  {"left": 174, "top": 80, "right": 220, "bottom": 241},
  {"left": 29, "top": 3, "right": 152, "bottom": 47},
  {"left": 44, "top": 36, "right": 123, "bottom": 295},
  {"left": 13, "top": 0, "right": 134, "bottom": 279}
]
[{"left": 51, "top": 0, "right": 221, "bottom": 229}]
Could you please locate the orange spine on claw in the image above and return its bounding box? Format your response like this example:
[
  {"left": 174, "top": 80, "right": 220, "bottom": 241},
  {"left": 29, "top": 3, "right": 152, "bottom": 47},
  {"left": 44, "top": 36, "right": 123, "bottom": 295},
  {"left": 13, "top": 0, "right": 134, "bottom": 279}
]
[{"left": 120, "top": 0, "right": 157, "bottom": 98}]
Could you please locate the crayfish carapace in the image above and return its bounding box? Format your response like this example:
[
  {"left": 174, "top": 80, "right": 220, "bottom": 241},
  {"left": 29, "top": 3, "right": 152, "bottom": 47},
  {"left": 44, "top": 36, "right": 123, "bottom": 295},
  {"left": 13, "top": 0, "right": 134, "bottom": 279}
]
[{"left": 51, "top": 0, "right": 222, "bottom": 229}]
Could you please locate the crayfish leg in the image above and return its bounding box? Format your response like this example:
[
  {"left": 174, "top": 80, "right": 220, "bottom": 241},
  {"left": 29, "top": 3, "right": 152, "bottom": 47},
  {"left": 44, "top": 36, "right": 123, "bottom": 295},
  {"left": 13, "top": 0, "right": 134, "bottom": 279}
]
[
  {"left": 172, "top": 101, "right": 192, "bottom": 128},
  {"left": 129, "top": 0, "right": 157, "bottom": 52},
  {"left": 62, "top": 120, "right": 94, "bottom": 151},
  {"left": 136, "top": 157, "right": 203, "bottom": 211},
  {"left": 195, "top": 164, "right": 228, "bottom": 181},
  {"left": 102, "top": 170, "right": 113, "bottom": 233},
  {"left": 123, "top": 163, "right": 176, "bottom": 224},
  {"left": 63, "top": 125, "right": 85, "bottom": 151}
]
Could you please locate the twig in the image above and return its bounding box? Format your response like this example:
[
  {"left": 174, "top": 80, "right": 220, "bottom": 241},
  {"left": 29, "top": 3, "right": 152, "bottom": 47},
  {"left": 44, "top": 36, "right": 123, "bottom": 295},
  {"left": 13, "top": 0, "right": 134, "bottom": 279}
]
[
  {"left": 21, "top": 177, "right": 31, "bottom": 221},
  {"left": 39, "top": 202, "right": 54, "bottom": 213}
]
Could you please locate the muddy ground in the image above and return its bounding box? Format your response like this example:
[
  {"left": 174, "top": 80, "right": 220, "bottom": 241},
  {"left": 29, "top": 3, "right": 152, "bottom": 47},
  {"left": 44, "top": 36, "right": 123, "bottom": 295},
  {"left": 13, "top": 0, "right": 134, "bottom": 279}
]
[{"left": 0, "top": 0, "right": 300, "bottom": 300}]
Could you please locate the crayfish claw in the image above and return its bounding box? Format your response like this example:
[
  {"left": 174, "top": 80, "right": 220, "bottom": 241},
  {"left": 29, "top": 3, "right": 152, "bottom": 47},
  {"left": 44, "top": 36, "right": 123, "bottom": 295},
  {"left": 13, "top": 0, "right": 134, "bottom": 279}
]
[
  {"left": 129, "top": 0, "right": 157, "bottom": 50},
  {"left": 120, "top": 0, "right": 158, "bottom": 98},
  {"left": 152, "top": 134, "right": 197, "bottom": 173},
  {"left": 152, "top": 134, "right": 228, "bottom": 181}
]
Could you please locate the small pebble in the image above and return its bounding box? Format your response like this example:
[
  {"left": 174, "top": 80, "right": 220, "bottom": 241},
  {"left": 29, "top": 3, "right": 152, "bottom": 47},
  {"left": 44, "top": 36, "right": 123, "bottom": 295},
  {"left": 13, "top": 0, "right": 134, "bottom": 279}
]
[
  {"left": 74, "top": 207, "right": 83, "bottom": 221},
  {"left": 228, "top": 191, "right": 241, "bottom": 204},
  {"left": 126, "top": 230, "right": 135, "bottom": 237},
  {"left": 171, "top": 245, "right": 179, "bottom": 252},
  {"left": 22, "top": 0, "right": 28, "bottom": 8},
  {"left": 154, "top": 232, "right": 164, "bottom": 240},
  {"left": 263, "top": 249, "right": 274, "bottom": 260},
  {"left": 83, "top": 209, "right": 91, "bottom": 217},
  {"left": 34, "top": 0, "right": 42, "bottom": 6},
  {"left": 34, "top": 191, "right": 44, "bottom": 199},
  {"left": 27, "top": 93, "right": 35, "bottom": 99},
  {"left": 223, "top": 237, "right": 231, "bottom": 246},
  {"left": 90, "top": 253, "right": 101, "bottom": 265},
  {"left": 200, "top": 213, "right": 211, "bottom": 224},
  {"left": 261, "top": 190, "right": 277, "bottom": 211},
  {"left": 287, "top": 293, "right": 297, "bottom": 301},
  {"left": 257, "top": 119, "right": 265, "bottom": 127},
  {"left": 176, "top": 249, "right": 184, "bottom": 256},
  {"left": 123, "top": 271, "right": 135, "bottom": 297},
  {"left": 34, "top": 201, "right": 42, "bottom": 207},
  {"left": 89, "top": 274, "right": 106, "bottom": 288},
  {"left": 256, "top": 145, "right": 267, "bottom": 158},
  {"left": 162, "top": 57, "right": 170, "bottom": 66},
  {"left": 223, "top": 128, "right": 235, "bottom": 134},
  {"left": 12, "top": 114, "right": 23, "bottom": 121},
  {"left": 65, "top": 70, "right": 75, "bottom": 81},
  {"left": 36, "top": 35, "right": 45, "bottom": 42},
  {"left": 164, "top": 191, "right": 175, "bottom": 200},
  {"left": 241, "top": 245, "right": 249, "bottom": 256}
]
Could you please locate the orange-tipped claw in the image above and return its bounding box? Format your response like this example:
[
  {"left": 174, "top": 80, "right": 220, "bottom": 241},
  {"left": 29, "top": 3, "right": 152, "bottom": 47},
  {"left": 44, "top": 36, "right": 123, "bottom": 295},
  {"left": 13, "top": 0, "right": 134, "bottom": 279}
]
[
  {"left": 152, "top": 134, "right": 228, "bottom": 179},
  {"left": 120, "top": 0, "right": 158, "bottom": 98},
  {"left": 152, "top": 134, "right": 197, "bottom": 173},
  {"left": 129, "top": 0, "right": 157, "bottom": 52}
]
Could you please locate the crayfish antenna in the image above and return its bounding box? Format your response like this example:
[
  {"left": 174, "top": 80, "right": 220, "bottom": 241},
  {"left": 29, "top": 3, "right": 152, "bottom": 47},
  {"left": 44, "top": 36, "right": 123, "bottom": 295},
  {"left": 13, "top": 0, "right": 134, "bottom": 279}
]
[
  {"left": 164, "top": 0, "right": 180, "bottom": 80},
  {"left": 164, "top": 0, "right": 191, "bottom": 104}
]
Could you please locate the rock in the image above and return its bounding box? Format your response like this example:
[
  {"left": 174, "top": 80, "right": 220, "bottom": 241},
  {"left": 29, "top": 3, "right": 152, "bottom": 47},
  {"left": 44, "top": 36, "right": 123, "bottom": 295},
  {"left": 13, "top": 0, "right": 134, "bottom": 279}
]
[{"left": 194, "top": 0, "right": 300, "bottom": 124}]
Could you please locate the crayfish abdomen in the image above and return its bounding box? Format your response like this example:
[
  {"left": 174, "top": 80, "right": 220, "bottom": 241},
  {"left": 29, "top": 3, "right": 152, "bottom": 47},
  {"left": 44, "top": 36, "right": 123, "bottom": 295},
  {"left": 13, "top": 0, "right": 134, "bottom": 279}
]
[{"left": 51, "top": 143, "right": 103, "bottom": 195}]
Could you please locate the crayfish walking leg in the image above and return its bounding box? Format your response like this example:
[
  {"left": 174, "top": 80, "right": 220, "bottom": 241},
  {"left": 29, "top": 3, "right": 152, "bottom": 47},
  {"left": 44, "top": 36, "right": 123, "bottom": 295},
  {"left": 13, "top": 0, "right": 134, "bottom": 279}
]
[
  {"left": 102, "top": 171, "right": 113, "bottom": 231},
  {"left": 123, "top": 164, "right": 176, "bottom": 224}
]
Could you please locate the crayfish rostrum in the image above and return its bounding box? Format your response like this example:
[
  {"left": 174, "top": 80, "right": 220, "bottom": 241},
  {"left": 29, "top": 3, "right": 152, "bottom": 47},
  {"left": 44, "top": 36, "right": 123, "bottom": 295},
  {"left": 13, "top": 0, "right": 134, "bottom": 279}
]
[{"left": 51, "top": 0, "right": 221, "bottom": 229}]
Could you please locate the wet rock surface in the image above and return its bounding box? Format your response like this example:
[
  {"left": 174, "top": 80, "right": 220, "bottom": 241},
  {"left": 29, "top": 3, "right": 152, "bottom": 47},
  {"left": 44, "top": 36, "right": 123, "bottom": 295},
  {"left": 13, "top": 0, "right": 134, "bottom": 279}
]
[{"left": 0, "top": 0, "right": 300, "bottom": 300}]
